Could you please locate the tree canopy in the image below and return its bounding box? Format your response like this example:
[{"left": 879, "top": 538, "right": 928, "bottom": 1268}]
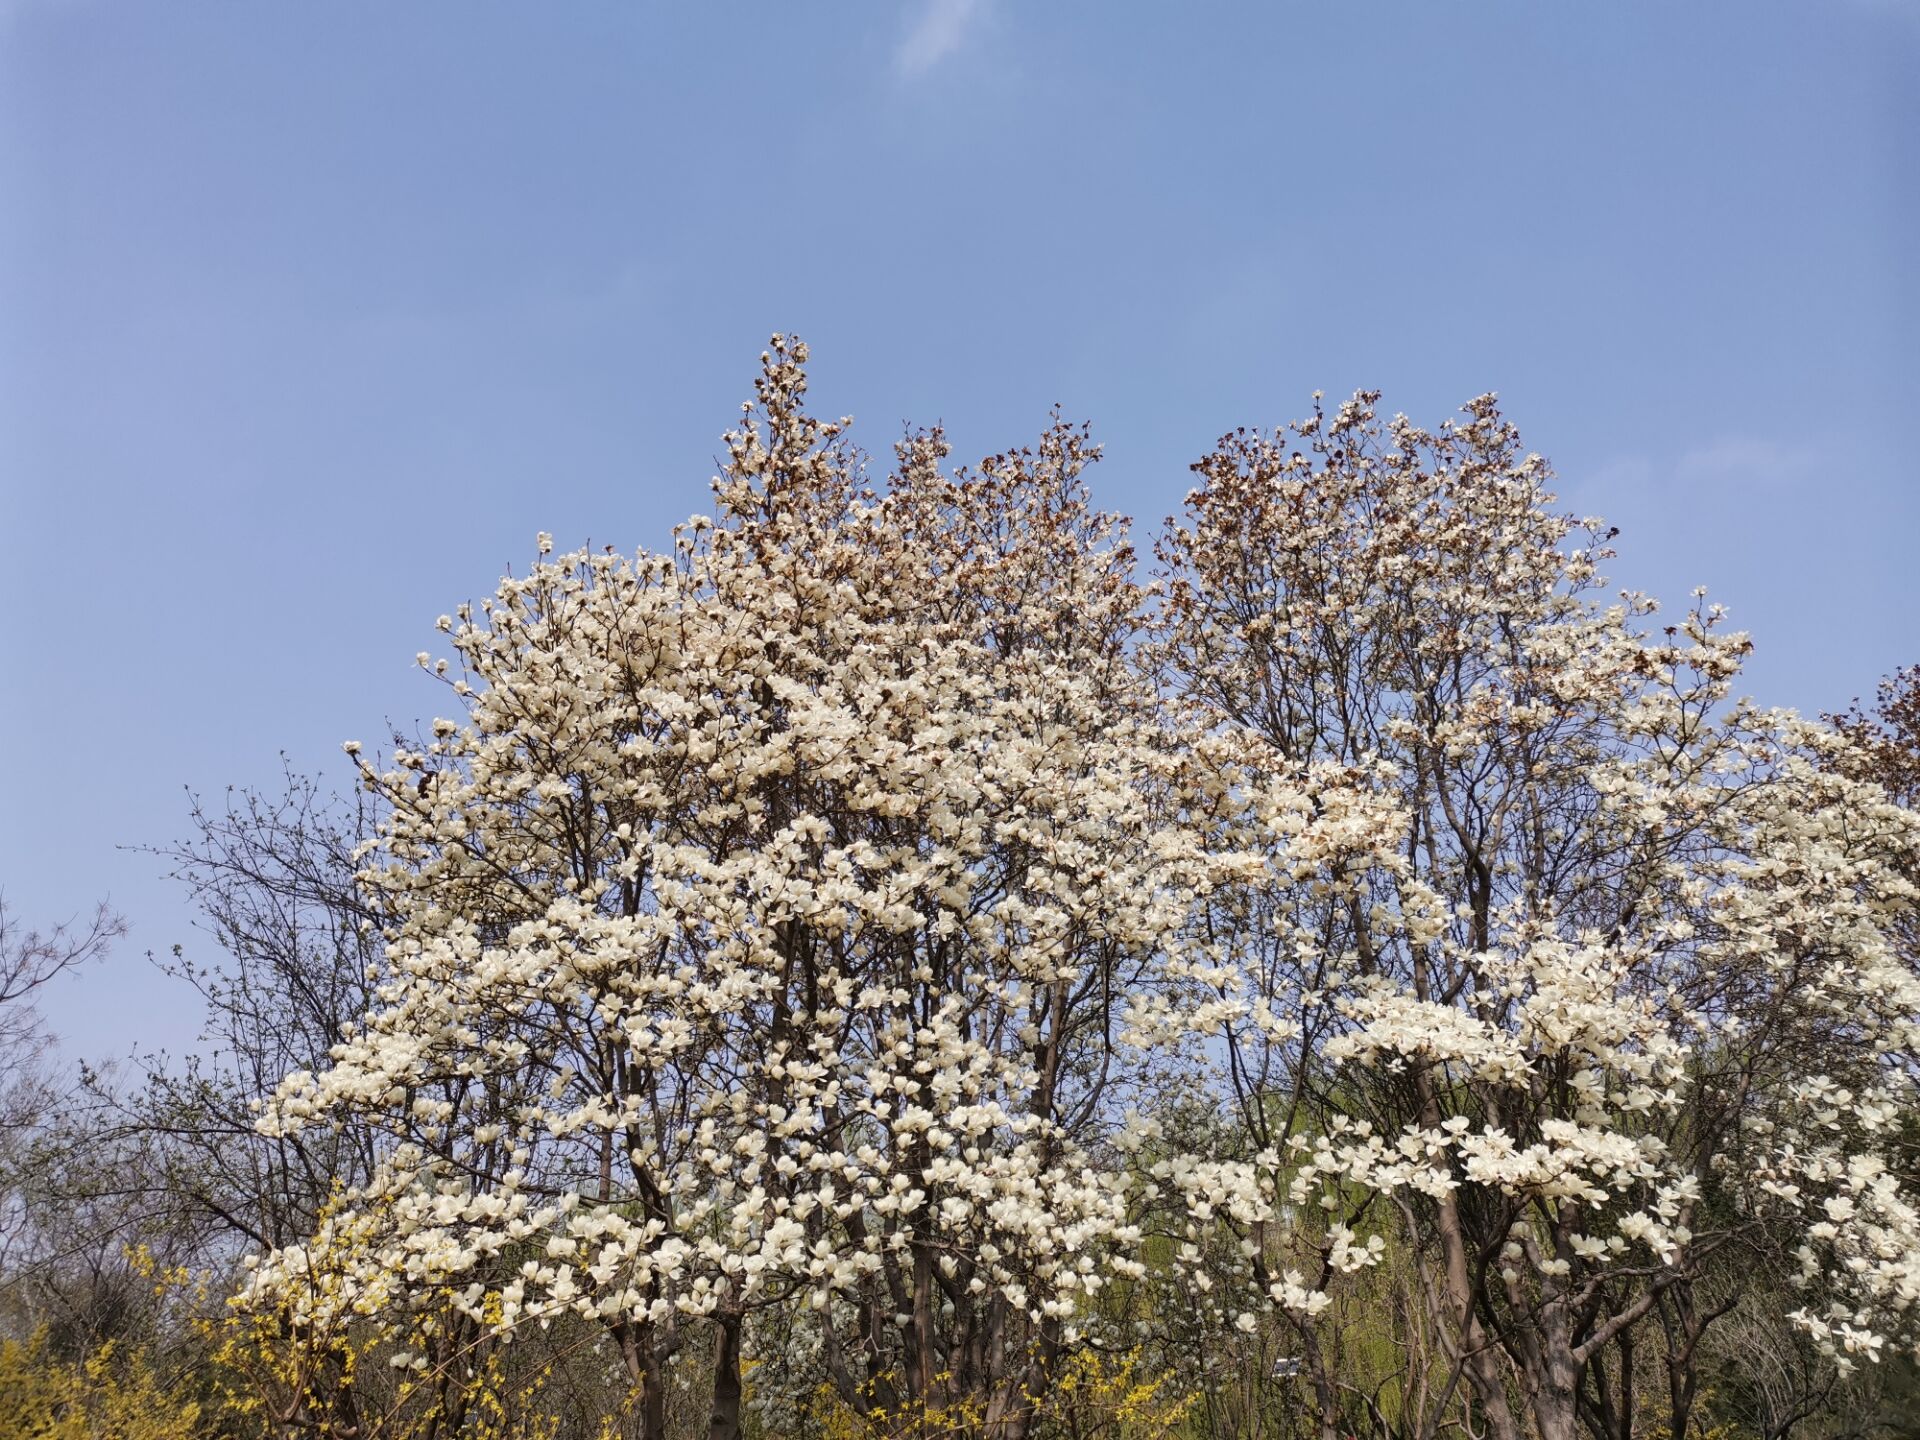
[{"left": 8, "top": 342, "right": 1917, "bottom": 1440}]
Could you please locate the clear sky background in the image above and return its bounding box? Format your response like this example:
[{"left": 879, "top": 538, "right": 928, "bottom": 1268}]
[{"left": 2, "top": 1, "right": 1915, "bottom": 1063}]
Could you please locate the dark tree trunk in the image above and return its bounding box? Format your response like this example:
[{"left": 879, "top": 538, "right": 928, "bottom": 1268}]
[{"left": 708, "top": 1311, "right": 744, "bottom": 1440}]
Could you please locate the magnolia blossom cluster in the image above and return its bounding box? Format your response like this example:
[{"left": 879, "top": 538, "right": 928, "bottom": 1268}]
[
  {"left": 252, "top": 341, "right": 1206, "bottom": 1427},
  {"left": 245, "top": 351, "right": 1920, "bottom": 1437},
  {"left": 1146, "top": 391, "right": 1920, "bottom": 1440}
]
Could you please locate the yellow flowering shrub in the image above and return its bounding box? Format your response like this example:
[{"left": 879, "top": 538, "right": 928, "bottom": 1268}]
[
  {"left": 798, "top": 1350, "right": 1193, "bottom": 1440},
  {"left": 0, "top": 1331, "right": 202, "bottom": 1440}
]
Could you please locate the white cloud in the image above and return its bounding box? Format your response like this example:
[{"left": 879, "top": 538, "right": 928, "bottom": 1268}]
[
  {"left": 1580, "top": 438, "right": 1818, "bottom": 517},
  {"left": 895, "top": 0, "right": 984, "bottom": 78},
  {"left": 1673, "top": 437, "right": 1817, "bottom": 489}
]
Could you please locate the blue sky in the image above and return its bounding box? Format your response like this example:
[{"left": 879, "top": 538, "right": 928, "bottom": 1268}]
[{"left": 2, "top": 1, "right": 1914, "bottom": 1060}]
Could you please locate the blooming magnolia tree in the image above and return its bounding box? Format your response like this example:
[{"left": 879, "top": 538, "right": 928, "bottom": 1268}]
[
  {"left": 254, "top": 341, "right": 1196, "bottom": 1440},
  {"left": 1148, "top": 393, "right": 1920, "bottom": 1440},
  {"left": 245, "top": 347, "right": 1920, "bottom": 1440}
]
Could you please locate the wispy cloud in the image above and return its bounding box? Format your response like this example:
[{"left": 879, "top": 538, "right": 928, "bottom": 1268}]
[
  {"left": 894, "top": 0, "right": 984, "bottom": 78},
  {"left": 1587, "top": 437, "right": 1818, "bottom": 507},
  {"left": 1673, "top": 437, "right": 1817, "bottom": 489}
]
